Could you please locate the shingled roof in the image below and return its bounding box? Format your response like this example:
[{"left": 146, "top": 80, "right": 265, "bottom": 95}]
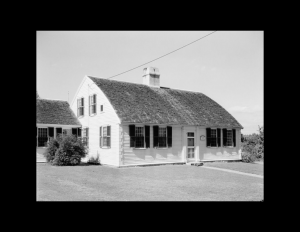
[
  {"left": 36, "top": 98, "right": 81, "bottom": 126},
  {"left": 88, "top": 76, "right": 243, "bottom": 128}
]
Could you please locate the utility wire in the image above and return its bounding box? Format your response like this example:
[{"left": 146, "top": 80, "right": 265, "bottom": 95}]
[{"left": 107, "top": 31, "right": 217, "bottom": 79}]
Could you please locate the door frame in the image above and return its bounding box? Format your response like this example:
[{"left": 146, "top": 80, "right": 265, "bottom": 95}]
[{"left": 186, "top": 131, "right": 195, "bottom": 162}]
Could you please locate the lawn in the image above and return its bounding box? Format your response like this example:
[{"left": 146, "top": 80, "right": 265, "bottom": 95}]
[
  {"left": 203, "top": 161, "right": 263, "bottom": 176},
  {"left": 37, "top": 163, "right": 263, "bottom": 201}
]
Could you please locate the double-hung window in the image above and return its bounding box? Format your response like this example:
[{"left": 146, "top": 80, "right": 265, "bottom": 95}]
[
  {"left": 77, "top": 97, "right": 84, "bottom": 117},
  {"left": 89, "top": 94, "right": 97, "bottom": 115},
  {"left": 37, "top": 128, "right": 48, "bottom": 147},
  {"left": 153, "top": 126, "right": 172, "bottom": 148},
  {"left": 129, "top": 125, "right": 150, "bottom": 148},
  {"left": 82, "top": 127, "right": 89, "bottom": 147},
  {"left": 206, "top": 128, "right": 221, "bottom": 147},
  {"left": 100, "top": 125, "right": 111, "bottom": 148},
  {"left": 223, "top": 129, "right": 236, "bottom": 147}
]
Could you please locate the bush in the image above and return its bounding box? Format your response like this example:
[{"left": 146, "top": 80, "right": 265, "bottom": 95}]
[
  {"left": 241, "top": 125, "right": 264, "bottom": 162},
  {"left": 44, "top": 134, "right": 87, "bottom": 166},
  {"left": 241, "top": 152, "right": 256, "bottom": 163},
  {"left": 87, "top": 153, "right": 100, "bottom": 165}
]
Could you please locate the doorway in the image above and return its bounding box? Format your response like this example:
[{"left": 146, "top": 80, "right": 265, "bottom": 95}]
[{"left": 187, "top": 132, "right": 195, "bottom": 162}]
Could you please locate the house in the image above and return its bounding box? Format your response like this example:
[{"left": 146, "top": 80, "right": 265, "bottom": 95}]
[
  {"left": 70, "top": 67, "right": 243, "bottom": 167},
  {"left": 36, "top": 92, "right": 82, "bottom": 162}
]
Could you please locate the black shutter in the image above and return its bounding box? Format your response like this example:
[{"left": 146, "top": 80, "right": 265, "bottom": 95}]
[
  {"left": 107, "top": 126, "right": 111, "bottom": 147},
  {"left": 86, "top": 128, "right": 89, "bottom": 147},
  {"left": 223, "top": 129, "right": 227, "bottom": 146},
  {"left": 48, "top": 127, "right": 54, "bottom": 137},
  {"left": 217, "top": 128, "right": 221, "bottom": 147},
  {"left": 129, "top": 125, "right": 135, "bottom": 147},
  {"left": 94, "top": 94, "right": 97, "bottom": 114},
  {"left": 145, "top": 125, "right": 150, "bottom": 148},
  {"left": 56, "top": 128, "right": 62, "bottom": 136},
  {"left": 82, "top": 98, "right": 84, "bottom": 116},
  {"left": 72, "top": 128, "right": 77, "bottom": 137},
  {"left": 89, "top": 96, "right": 91, "bottom": 115},
  {"left": 233, "top": 129, "right": 236, "bottom": 147},
  {"left": 99, "top": 127, "right": 102, "bottom": 147},
  {"left": 206, "top": 128, "right": 211, "bottom": 147},
  {"left": 167, "top": 126, "right": 172, "bottom": 147},
  {"left": 78, "top": 128, "right": 82, "bottom": 137},
  {"left": 153, "top": 126, "right": 159, "bottom": 148}
]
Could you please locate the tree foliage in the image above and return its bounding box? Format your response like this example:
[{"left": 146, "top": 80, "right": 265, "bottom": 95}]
[{"left": 241, "top": 125, "right": 264, "bottom": 162}]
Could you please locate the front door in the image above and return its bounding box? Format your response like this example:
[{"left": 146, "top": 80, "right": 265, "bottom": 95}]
[{"left": 187, "top": 132, "right": 195, "bottom": 162}]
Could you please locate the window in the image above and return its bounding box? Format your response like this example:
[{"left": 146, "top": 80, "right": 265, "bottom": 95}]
[
  {"left": 222, "top": 128, "right": 236, "bottom": 147},
  {"left": 100, "top": 104, "right": 104, "bottom": 112},
  {"left": 153, "top": 126, "right": 172, "bottom": 148},
  {"left": 89, "top": 94, "right": 97, "bottom": 115},
  {"left": 100, "top": 125, "right": 111, "bottom": 148},
  {"left": 227, "top": 130, "right": 232, "bottom": 146},
  {"left": 82, "top": 127, "right": 89, "bottom": 147},
  {"left": 37, "top": 128, "right": 48, "bottom": 147},
  {"left": 135, "top": 126, "right": 144, "bottom": 148},
  {"left": 206, "top": 128, "right": 221, "bottom": 147},
  {"left": 77, "top": 98, "right": 84, "bottom": 117},
  {"left": 129, "top": 125, "right": 150, "bottom": 148}
]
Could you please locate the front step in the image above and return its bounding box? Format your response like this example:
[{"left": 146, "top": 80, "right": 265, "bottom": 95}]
[{"left": 186, "top": 162, "right": 203, "bottom": 166}]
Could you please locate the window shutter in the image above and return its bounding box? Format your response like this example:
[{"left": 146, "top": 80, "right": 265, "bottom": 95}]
[
  {"left": 86, "top": 128, "right": 89, "bottom": 137},
  {"left": 82, "top": 98, "right": 84, "bottom": 116},
  {"left": 107, "top": 137, "right": 111, "bottom": 147},
  {"left": 223, "top": 129, "right": 227, "bottom": 146},
  {"left": 217, "top": 128, "right": 221, "bottom": 147},
  {"left": 100, "top": 127, "right": 102, "bottom": 147},
  {"left": 145, "top": 125, "right": 150, "bottom": 148},
  {"left": 167, "top": 126, "right": 172, "bottom": 147},
  {"left": 48, "top": 127, "right": 54, "bottom": 137},
  {"left": 89, "top": 96, "right": 91, "bottom": 115},
  {"left": 153, "top": 126, "right": 159, "bottom": 148},
  {"left": 107, "top": 126, "right": 111, "bottom": 136},
  {"left": 129, "top": 125, "right": 135, "bottom": 147},
  {"left": 233, "top": 129, "right": 236, "bottom": 147},
  {"left": 94, "top": 94, "right": 97, "bottom": 114},
  {"left": 206, "top": 128, "right": 211, "bottom": 147},
  {"left": 78, "top": 128, "right": 82, "bottom": 137}
]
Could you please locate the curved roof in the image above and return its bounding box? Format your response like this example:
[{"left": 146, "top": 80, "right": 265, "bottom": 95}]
[
  {"left": 89, "top": 76, "right": 243, "bottom": 128},
  {"left": 36, "top": 98, "right": 81, "bottom": 126}
]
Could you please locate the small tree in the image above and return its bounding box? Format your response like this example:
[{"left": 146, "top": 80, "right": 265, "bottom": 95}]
[{"left": 44, "top": 134, "right": 87, "bottom": 166}]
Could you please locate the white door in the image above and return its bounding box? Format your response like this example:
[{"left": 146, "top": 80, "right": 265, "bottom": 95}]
[{"left": 187, "top": 132, "right": 195, "bottom": 162}]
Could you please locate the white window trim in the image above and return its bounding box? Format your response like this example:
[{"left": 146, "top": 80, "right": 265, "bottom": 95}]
[
  {"left": 156, "top": 126, "right": 168, "bottom": 148},
  {"left": 78, "top": 97, "right": 84, "bottom": 118},
  {"left": 89, "top": 94, "right": 97, "bottom": 116},
  {"left": 100, "top": 125, "right": 111, "bottom": 148},
  {"left": 133, "top": 126, "right": 146, "bottom": 149}
]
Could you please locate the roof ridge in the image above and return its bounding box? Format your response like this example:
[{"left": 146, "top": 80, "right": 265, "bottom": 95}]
[
  {"left": 88, "top": 75, "right": 205, "bottom": 94},
  {"left": 38, "top": 98, "right": 68, "bottom": 102}
]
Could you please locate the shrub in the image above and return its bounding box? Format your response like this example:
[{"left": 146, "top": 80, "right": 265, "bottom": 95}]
[
  {"left": 44, "top": 134, "right": 87, "bottom": 166},
  {"left": 241, "top": 152, "right": 256, "bottom": 163},
  {"left": 241, "top": 125, "right": 264, "bottom": 162},
  {"left": 87, "top": 153, "right": 100, "bottom": 165}
]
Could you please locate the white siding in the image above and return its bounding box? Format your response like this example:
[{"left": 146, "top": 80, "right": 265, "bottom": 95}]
[
  {"left": 121, "top": 124, "right": 183, "bottom": 165},
  {"left": 70, "top": 76, "right": 121, "bottom": 166}
]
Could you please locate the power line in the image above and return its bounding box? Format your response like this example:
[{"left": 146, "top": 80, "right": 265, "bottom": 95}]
[{"left": 107, "top": 31, "right": 217, "bottom": 79}]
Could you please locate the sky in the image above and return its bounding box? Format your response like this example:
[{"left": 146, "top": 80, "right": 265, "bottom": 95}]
[{"left": 37, "top": 31, "right": 263, "bottom": 135}]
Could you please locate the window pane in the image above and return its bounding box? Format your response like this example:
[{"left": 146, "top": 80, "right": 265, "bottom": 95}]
[
  {"left": 135, "top": 127, "right": 144, "bottom": 137},
  {"left": 187, "top": 132, "right": 194, "bottom": 137},
  {"left": 159, "top": 128, "right": 166, "bottom": 137},
  {"left": 210, "top": 137, "right": 217, "bottom": 147},
  {"left": 187, "top": 148, "right": 194, "bottom": 158},
  {"left": 211, "top": 129, "right": 216, "bottom": 137},
  {"left": 188, "top": 138, "right": 194, "bottom": 146},
  {"left": 103, "top": 127, "right": 107, "bottom": 136},
  {"left": 227, "top": 130, "right": 232, "bottom": 146}
]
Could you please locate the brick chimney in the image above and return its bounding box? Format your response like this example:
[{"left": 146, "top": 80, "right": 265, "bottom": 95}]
[{"left": 142, "top": 67, "right": 160, "bottom": 88}]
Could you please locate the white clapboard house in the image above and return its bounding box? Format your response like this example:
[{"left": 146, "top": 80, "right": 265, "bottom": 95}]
[
  {"left": 36, "top": 91, "right": 81, "bottom": 162},
  {"left": 70, "top": 67, "right": 243, "bottom": 167}
]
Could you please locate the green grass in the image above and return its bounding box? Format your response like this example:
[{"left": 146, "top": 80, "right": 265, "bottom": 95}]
[
  {"left": 203, "top": 161, "right": 263, "bottom": 176},
  {"left": 37, "top": 163, "right": 263, "bottom": 201}
]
